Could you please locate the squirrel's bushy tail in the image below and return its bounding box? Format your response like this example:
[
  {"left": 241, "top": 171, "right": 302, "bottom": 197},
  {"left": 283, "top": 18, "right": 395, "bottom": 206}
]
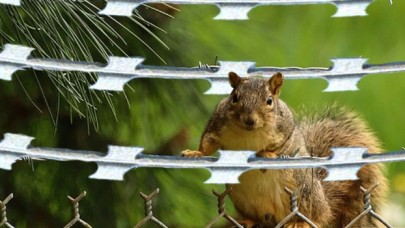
[{"left": 298, "top": 104, "right": 388, "bottom": 227}]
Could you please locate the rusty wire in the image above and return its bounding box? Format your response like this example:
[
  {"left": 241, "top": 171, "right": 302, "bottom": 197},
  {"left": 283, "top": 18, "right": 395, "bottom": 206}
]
[
  {"left": 134, "top": 188, "right": 167, "bottom": 228},
  {"left": 0, "top": 193, "right": 13, "bottom": 228},
  {"left": 206, "top": 187, "right": 243, "bottom": 228},
  {"left": 64, "top": 191, "right": 92, "bottom": 228},
  {"left": 345, "top": 183, "right": 392, "bottom": 228}
]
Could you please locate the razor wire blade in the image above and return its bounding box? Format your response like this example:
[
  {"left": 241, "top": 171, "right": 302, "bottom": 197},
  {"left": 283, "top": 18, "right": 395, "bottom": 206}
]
[
  {"left": 0, "top": 0, "right": 378, "bottom": 19},
  {"left": 1, "top": 44, "right": 405, "bottom": 94},
  {"left": 99, "top": 0, "right": 375, "bottom": 19},
  {"left": 1, "top": 133, "right": 405, "bottom": 184}
]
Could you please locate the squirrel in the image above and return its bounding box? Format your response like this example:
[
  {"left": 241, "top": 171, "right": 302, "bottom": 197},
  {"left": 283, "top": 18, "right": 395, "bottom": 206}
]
[{"left": 182, "top": 72, "right": 388, "bottom": 227}]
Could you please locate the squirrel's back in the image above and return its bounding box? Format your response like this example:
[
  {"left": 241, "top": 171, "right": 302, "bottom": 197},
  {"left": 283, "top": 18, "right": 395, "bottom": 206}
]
[{"left": 298, "top": 104, "right": 382, "bottom": 157}]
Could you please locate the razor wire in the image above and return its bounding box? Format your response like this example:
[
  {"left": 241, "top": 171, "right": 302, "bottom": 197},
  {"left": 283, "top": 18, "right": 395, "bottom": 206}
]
[
  {"left": 1, "top": 133, "right": 405, "bottom": 183},
  {"left": 1, "top": 44, "right": 405, "bottom": 94},
  {"left": 99, "top": 0, "right": 376, "bottom": 19},
  {"left": 0, "top": 0, "right": 391, "bottom": 19}
]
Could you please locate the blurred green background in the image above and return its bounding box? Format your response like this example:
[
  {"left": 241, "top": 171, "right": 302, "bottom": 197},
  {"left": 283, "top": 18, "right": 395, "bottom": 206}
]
[{"left": 1, "top": 0, "right": 405, "bottom": 227}]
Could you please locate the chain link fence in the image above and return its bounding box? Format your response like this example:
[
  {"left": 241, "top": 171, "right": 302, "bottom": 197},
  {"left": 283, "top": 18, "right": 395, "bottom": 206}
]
[{"left": 0, "top": 184, "right": 392, "bottom": 228}]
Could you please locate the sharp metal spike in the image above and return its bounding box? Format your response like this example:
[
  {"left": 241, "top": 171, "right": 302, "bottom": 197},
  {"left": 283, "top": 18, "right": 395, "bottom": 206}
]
[
  {"left": 0, "top": 44, "right": 33, "bottom": 80},
  {"left": 0, "top": 134, "right": 33, "bottom": 170},
  {"left": 205, "top": 61, "right": 255, "bottom": 94},
  {"left": 204, "top": 79, "right": 231, "bottom": 94},
  {"left": 324, "top": 166, "right": 362, "bottom": 181},
  {"left": 323, "top": 148, "right": 367, "bottom": 181},
  {"left": 214, "top": 3, "right": 256, "bottom": 20},
  {"left": 333, "top": 1, "right": 372, "bottom": 17},
  {"left": 323, "top": 58, "right": 368, "bottom": 92},
  {"left": 105, "top": 146, "right": 144, "bottom": 161},
  {"left": 99, "top": 0, "right": 144, "bottom": 16},
  {"left": 205, "top": 169, "right": 245, "bottom": 184},
  {"left": 323, "top": 75, "right": 363, "bottom": 92},
  {"left": 90, "top": 57, "right": 144, "bottom": 91},
  {"left": 329, "top": 147, "right": 367, "bottom": 163},
  {"left": 89, "top": 163, "right": 136, "bottom": 180},
  {"left": 0, "top": 157, "right": 20, "bottom": 170},
  {"left": 89, "top": 74, "right": 130, "bottom": 91},
  {"left": 216, "top": 150, "right": 254, "bottom": 165},
  {"left": 0, "top": 0, "right": 19, "bottom": 5},
  {"left": 214, "top": 61, "right": 255, "bottom": 77},
  {"left": 96, "top": 0, "right": 376, "bottom": 19},
  {"left": 0, "top": 133, "right": 33, "bottom": 152},
  {"left": 331, "top": 58, "right": 368, "bottom": 73}
]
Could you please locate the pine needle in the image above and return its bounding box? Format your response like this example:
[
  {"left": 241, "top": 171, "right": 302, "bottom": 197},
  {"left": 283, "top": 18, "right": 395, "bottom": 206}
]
[{"left": 0, "top": 1, "right": 173, "bottom": 130}]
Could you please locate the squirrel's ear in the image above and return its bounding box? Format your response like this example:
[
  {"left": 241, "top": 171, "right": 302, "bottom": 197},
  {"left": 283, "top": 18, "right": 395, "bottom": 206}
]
[
  {"left": 228, "top": 72, "right": 241, "bottom": 88},
  {"left": 269, "top": 72, "right": 284, "bottom": 97}
]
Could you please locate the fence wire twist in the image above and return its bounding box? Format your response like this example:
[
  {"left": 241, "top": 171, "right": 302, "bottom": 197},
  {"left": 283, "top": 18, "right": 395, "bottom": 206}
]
[
  {"left": 206, "top": 187, "right": 243, "bottom": 228},
  {"left": 134, "top": 188, "right": 167, "bottom": 228},
  {"left": 0, "top": 193, "right": 13, "bottom": 228},
  {"left": 345, "top": 183, "right": 392, "bottom": 228},
  {"left": 275, "top": 187, "right": 318, "bottom": 228},
  {"left": 64, "top": 191, "right": 92, "bottom": 228}
]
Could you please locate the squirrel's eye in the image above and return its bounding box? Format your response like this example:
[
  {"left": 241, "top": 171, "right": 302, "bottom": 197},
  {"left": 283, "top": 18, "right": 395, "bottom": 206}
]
[
  {"left": 267, "top": 96, "right": 273, "bottom": 106},
  {"left": 232, "top": 94, "right": 238, "bottom": 103}
]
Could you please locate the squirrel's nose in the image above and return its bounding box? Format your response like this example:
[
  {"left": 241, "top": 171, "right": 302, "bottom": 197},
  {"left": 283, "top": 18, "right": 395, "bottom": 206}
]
[{"left": 244, "top": 118, "right": 256, "bottom": 127}]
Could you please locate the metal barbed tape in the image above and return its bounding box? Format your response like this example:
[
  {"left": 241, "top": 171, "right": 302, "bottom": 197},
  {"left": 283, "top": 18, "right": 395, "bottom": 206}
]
[
  {"left": 1, "top": 44, "right": 405, "bottom": 93},
  {"left": 0, "top": 0, "right": 378, "bottom": 19},
  {"left": 99, "top": 0, "right": 375, "bottom": 19},
  {"left": 1, "top": 133, "right": 405, "bottom": 183}
]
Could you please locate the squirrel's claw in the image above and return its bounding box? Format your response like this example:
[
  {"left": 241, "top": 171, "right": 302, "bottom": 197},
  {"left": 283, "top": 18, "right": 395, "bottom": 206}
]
[
  {"left": 256, "top": 150, "right": 278, "bottom": 158},
  {"left": 235, "top": 219, "right": 257, "bottom": 228},
  {"left": 181, "top": 149, "right": 204, "bottom": 158}
]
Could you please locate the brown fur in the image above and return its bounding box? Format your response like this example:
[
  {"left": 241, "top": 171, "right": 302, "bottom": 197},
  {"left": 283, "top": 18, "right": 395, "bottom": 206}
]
[
  {"left": 299, "top": 105, "right": 388, "bottom": 227},
  {"left": 182, "top": 72, "right": 388, "bottom": 227}
]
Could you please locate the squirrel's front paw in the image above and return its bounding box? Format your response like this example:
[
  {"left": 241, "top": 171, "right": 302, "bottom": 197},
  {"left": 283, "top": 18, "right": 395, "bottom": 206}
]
[
  {"left": 181, "top": 149, "right": 204, "bottom": 158},
  {"left": 284, "top": 221, "right": 312, "bottom": 228},
  {"left": 256, "top": 150, "right": 278, "bottom": 158},
  {"left": 235, "top": 219, "right": 257, "bottom": 228}
]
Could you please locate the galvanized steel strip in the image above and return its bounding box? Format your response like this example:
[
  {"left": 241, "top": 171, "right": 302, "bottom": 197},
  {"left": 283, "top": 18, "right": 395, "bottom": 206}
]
[
  {"left": 1, "top": 133, "right": 405, "bottom": 183},
  {"left": 2, "top": 44, "right": 405, "bottom": 93}
]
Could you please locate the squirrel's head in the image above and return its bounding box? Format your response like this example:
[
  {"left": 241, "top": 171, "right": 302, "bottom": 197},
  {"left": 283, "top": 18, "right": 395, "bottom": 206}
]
[{"left": 226, "top": 72, "right": 294, "bottom": 132}]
